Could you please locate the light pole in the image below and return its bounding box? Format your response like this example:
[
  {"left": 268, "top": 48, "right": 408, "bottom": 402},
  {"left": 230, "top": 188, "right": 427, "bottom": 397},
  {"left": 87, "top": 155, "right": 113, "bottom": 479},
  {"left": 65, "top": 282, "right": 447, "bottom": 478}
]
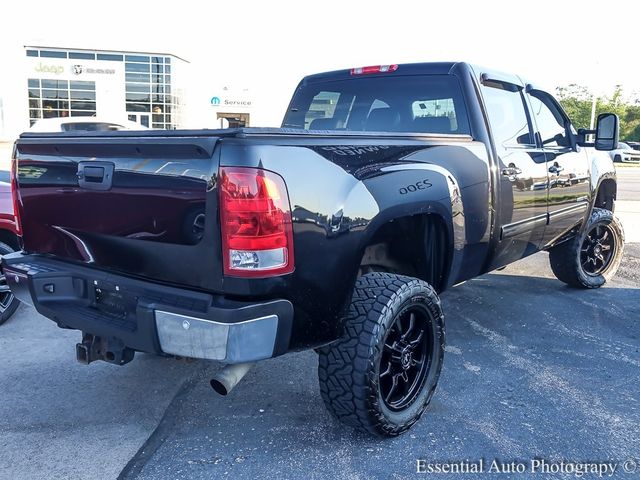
[{"left": 589, "top": 94, "right": 597, "bottom": 131}]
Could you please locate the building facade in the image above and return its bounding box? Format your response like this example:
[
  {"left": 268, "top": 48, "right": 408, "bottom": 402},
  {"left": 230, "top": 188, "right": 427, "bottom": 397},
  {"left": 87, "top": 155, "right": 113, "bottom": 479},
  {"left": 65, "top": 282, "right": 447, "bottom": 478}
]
[
  {"left": 14, "top": 46, "right": 188, "bottom": 134},
  {"left": 207, "top": 86, "right": 254, "bottom": 128}
]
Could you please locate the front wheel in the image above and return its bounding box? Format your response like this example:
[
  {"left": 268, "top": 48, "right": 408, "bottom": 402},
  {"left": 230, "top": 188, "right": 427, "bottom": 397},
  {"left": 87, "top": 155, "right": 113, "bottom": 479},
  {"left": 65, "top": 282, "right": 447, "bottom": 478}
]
[
  {"left": 317, "top": 273, "right": 445, "bottom": 437},
  {"left": 549, "top": 208, "right": 624, "bottom": 288}
]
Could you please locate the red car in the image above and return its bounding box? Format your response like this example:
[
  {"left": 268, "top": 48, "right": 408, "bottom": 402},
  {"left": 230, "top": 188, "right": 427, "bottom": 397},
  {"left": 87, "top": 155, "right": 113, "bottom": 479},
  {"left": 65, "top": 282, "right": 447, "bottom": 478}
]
[{"left": 0, "top": 169, "right": 21, "bottom": 325}]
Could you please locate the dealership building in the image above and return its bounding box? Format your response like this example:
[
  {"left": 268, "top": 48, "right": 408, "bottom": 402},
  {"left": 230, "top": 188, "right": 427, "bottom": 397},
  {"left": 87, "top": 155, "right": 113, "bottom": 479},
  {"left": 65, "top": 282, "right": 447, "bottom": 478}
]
[
  {"left": 0, "top": 46, "right": 189, "bottom": 138},
  {"left": 0, "top": 45, "right": 263, "bottom": 143}
]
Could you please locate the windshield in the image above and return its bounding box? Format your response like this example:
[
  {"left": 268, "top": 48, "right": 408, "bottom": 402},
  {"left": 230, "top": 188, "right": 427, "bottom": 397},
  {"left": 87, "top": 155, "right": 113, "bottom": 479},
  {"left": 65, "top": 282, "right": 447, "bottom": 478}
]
[{"left": 283, "top": 74, "right": 470, "bottom": 135}]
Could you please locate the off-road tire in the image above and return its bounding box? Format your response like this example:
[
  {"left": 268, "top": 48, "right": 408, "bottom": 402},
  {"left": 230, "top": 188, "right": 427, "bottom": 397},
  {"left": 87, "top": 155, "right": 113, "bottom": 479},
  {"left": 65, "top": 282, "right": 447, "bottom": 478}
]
[
  {"left": 549, "top": 208, "right": 624, "bottom": 288},
  {"left": 317, "top": 273, "right": 445, "bottom": 437},
  {"left": 0, "top": 241, "right": 20, "bottom": 325}
]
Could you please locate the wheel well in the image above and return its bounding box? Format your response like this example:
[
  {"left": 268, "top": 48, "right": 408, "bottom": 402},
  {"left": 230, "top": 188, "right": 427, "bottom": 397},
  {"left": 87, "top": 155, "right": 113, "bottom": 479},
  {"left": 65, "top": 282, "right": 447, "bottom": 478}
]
[
  {"left": 359, "top": 214, "right": 450, "bottom": 291},
  {"left": 0, "top": 229, "right": 19, "bottom": 251},
  {"left": 594, "top": 179, "right": 616, "bottom": 211}
]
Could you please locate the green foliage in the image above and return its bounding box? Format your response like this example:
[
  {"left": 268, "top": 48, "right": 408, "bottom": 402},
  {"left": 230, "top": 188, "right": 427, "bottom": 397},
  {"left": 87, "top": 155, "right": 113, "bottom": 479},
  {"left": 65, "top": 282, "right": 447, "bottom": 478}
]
[{"left": 556, "top": 85, "right": 640, "bottom": 141}]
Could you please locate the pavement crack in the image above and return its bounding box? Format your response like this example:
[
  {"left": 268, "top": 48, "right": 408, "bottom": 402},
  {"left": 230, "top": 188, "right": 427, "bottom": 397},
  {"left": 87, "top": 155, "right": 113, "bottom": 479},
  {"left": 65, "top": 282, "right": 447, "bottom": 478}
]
[{"left": 117, "top": 361, "right": 216, "bottom": 480}]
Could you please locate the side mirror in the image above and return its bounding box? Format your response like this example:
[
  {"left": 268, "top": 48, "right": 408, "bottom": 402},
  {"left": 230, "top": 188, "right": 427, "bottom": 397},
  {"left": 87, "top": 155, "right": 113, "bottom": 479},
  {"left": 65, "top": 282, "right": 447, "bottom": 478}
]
[{"left": 595, "top": 113, "right": 619, "bottom": 151}]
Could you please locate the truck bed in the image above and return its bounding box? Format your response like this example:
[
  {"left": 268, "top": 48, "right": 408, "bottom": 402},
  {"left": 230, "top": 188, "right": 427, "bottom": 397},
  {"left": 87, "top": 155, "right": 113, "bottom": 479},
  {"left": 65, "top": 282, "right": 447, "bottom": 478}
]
[{"left": 15, "top": 128, "right": 473, "bottom": 293}]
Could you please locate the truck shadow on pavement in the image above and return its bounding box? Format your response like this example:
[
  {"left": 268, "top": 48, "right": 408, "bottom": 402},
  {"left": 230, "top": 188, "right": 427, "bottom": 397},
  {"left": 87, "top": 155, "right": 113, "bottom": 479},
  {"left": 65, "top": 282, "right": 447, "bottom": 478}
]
[{"left": 119, "top": 273, "right": 639, "bottom": 480}]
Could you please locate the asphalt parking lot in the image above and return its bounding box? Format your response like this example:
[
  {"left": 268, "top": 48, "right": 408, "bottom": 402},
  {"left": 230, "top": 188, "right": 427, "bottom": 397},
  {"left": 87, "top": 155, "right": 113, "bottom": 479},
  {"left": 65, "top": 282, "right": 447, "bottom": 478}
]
[{"left": 1, "top": 169, "right": 638, "bottom": 480}]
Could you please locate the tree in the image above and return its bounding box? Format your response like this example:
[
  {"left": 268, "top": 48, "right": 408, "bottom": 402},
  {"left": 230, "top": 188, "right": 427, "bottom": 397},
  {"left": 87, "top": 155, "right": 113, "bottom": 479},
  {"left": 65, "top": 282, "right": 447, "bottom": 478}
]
[
  {"left": 556, "top": 85, "right": 640, "bottom": 141},
  {"left": 556, "top": 84, "right": 593, "bottom": 130}
]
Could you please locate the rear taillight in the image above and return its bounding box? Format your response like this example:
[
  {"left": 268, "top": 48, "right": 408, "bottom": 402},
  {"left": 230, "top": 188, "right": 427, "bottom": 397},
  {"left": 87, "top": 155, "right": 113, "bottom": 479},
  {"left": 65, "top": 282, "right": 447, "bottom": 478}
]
[
  {"left": 219, "top": 166, "right": 294, "bottom": 277},
  {"left": 10, "top": 149, "right": 21, "bottom": 235},
  {"left": 350, "top": 64, "right": 399, "bottom": 75}
]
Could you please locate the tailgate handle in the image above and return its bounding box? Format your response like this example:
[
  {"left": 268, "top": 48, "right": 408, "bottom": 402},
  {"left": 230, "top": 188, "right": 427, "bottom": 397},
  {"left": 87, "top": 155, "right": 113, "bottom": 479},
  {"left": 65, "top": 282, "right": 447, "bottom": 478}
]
[{"left": 77, "top": 161, "right": 114, "bottom": 191}]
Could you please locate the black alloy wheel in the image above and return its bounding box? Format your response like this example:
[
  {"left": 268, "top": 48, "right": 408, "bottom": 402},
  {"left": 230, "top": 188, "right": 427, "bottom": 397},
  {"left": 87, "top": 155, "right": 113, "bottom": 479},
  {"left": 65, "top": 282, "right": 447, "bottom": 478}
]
[
  {"left": 379, "top": 306, "right": 433, "bottom": 411},
  {"left": 549, "top": 208, "right": 624, "bottom": 288},
  {"left": 580, "top": 224, "right": 616, "bottom": 276}
]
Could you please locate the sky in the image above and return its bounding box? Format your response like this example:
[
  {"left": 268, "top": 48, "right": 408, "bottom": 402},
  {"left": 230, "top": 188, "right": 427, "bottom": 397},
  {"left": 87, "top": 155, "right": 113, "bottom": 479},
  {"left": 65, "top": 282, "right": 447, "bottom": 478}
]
[{"left": 1, "top": 0, "right": 639, "bottom": 126}]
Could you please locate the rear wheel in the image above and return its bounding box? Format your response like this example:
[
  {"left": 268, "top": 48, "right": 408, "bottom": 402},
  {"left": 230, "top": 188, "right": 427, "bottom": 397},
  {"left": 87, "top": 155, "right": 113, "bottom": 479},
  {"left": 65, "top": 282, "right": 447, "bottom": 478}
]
[
  {"left": 317, "top": 273, "right": 445, "bottom": 437},
  {"left": 0, "top": 241, "right": 20, "bottom": 326},
  {"left": 549, "top": 208, "right": 624, "bottom": 288}
]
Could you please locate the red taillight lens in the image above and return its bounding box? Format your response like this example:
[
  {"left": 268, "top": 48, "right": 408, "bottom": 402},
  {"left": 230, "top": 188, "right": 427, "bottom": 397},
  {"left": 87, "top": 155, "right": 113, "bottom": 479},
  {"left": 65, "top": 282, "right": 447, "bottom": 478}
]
[
  {"left": 219, "top": 166, "right": 294, "bottom": 277},
  {"left": 350, "top": 64, "right": 399, "bottom": 75},
  {"left": 10, "top": 149, "right": 21, "bottom": 235}
]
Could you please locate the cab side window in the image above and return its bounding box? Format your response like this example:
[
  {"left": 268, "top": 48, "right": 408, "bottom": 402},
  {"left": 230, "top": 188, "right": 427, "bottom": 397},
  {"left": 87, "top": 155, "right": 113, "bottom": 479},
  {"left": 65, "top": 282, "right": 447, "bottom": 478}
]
[
  {"left": 528, "top": 92, "right": 569, "bottom": 147},
  {"left": 481, "top": 84, "right": 534, "bottom": 148}
]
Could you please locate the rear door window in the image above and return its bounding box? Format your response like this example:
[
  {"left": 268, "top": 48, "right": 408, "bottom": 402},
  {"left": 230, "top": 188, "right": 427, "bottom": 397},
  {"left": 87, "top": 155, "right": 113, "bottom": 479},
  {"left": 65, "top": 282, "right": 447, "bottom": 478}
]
[
  {"left": 481, "top": 84, "right": 534, "bottom": 147},
  {"left": 284, "top": 75, "right": 470, "bottom": 135}
]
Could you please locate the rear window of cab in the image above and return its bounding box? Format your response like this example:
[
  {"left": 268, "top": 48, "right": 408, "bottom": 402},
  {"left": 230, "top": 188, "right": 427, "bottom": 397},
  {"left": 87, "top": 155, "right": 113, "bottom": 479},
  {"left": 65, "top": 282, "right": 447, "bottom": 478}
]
[{"left": 283, "top": 75, "right": 470, "bottom": 135}]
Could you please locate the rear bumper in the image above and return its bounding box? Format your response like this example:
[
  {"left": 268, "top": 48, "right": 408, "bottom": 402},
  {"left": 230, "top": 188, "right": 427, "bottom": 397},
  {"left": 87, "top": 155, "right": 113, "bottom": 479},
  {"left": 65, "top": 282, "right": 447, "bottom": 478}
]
[{"left": 2, "top": 252, "right": 293, "bottom": 363}]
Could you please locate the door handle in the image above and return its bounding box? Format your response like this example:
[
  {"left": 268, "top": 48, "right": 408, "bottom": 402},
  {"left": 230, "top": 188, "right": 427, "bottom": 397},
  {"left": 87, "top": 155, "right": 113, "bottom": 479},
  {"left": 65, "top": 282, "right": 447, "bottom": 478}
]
[
  {"left": 501, "top": 167, "right": 522, "bottom": 177},
  {"left": 548, "top": 164, "right": 564, "bottom": 174}
]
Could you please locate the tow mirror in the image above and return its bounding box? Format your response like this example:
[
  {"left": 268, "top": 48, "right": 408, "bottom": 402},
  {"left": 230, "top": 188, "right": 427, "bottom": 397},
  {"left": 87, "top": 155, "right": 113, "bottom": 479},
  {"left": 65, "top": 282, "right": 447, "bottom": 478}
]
[{"left": 595, "top": 113, "right": 619, "bottom": 151}]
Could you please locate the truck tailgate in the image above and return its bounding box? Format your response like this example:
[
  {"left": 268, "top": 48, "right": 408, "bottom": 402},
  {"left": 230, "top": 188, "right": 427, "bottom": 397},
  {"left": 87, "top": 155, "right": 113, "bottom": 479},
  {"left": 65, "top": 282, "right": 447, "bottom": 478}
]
[{"left": 14, "top": 134, "right": 222, "bottom": 291}]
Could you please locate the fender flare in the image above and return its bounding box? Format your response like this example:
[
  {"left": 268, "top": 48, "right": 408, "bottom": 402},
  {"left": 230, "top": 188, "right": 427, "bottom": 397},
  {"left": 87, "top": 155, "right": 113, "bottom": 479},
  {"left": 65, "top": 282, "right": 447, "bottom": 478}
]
[{"left": 356, "top": 164, "right": 465, "bottom": 289}]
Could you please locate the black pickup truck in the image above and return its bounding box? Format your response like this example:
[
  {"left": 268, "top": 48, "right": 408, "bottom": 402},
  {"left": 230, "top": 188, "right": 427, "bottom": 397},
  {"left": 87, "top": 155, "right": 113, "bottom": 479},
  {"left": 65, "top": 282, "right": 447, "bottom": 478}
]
[{"left": 5, "top": 62, "right": 624, "bottom": 436}]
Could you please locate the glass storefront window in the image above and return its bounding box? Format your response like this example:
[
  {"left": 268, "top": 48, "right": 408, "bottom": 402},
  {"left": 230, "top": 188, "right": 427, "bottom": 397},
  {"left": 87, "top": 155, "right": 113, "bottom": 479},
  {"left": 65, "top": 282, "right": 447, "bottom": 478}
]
[
  {"left": 126, "top": 55, "right": 150, "bottom": 63},
  {"left": 69, "top": 52, "right": 95, "bottom": 60},
  {"left": 70, "top": 110, "right": 96, "bottom": 117},
  {"left": 124, "top": 53, "right": 176, "bottom": 129},
  {"left": 42, "top": 79, "right": 68, "bottom": 89},
  {"left": 70, "top": 101, "right": 96, "bottom": 110},
  {"left": 126, "top": 63, "right": 151, "bottom": 73},
  {"left": 97, "top": 53, "right": 123, "bottom": 61},
  {"left": 70, "top": 90, "right": 96, "bottom": 100},
  {"left": 27, "top": 78, "right": 96, "bottom": 125},
  {"left": 126, "top": 102, "right": 151, "bottom": 112},
  {"left": 126, "top": 73, "right": 151, "bottom": 83},
  {"left": 126, "top": 92, "right": 150, "bottom": 103},
  {"left": 43, "top": 100, "right": 69, "bottom": 110},
  {"left": 42, "top": 89, "right": 68, "bottom": 99},
  {"left": 43, "top": 109, "right": 67, "bottom": 118},
  {"left": 126, "top": 84, "right": 151, "bottom": 94},
  {"left": 70, "top": 81, "right": 95, "bottom": 90},
  {"left": 40, "top": 50, "right": 66, "bottom": 58}
]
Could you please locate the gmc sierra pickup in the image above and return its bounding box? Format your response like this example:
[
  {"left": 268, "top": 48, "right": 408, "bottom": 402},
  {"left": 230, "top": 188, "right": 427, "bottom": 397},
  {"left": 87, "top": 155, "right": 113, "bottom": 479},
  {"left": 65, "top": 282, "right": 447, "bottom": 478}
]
[{"left": 4, "top": 62, "right": 624, "bottom": 436}]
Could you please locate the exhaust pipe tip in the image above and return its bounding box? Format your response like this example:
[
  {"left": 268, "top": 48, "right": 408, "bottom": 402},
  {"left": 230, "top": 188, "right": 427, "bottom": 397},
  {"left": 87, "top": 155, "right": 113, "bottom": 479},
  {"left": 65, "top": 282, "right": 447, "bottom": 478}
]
[
  {"left": 210, "top": 362, "right": 254, "bottom": 396},
  {"left": 210, "top": 378, "right": 230, "bottom": 396}
]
